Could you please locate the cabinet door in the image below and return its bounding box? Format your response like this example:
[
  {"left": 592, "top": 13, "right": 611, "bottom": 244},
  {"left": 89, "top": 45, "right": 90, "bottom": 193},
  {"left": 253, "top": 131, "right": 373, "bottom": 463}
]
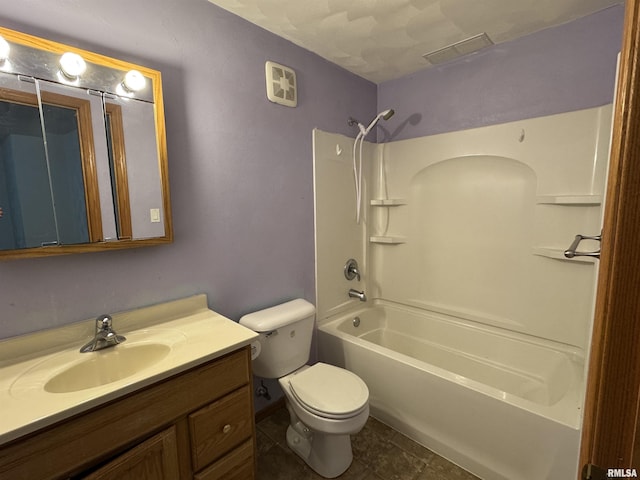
[{"left": 83, "top": 426, "right": 179, "bottom": 480}]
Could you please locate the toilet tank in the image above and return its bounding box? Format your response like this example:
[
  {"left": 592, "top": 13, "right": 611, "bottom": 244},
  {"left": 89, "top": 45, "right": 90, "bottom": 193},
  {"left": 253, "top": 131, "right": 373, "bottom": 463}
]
[{"left": 239, "top": 299, "right": 315, "bottom": 378}]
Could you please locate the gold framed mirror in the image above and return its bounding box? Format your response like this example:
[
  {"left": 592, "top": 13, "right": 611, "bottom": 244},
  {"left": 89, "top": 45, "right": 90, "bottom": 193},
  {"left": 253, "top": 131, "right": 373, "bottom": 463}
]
[{"left": 0, "top": 26, "right": 172, "bottom": 260}]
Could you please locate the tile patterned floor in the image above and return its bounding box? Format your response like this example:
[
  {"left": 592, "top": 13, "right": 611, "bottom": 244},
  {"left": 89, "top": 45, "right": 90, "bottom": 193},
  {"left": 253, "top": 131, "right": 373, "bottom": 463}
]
[{"left": 256, "top": 406, "right": 480, "bottom": 480}]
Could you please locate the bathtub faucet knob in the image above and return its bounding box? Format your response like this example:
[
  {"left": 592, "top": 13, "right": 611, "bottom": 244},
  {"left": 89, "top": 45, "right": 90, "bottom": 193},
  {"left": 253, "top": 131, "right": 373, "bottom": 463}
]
[
  {"left": 344, "top": 258, "right": 361, "bottom": 282},
  {"left": 348, "top": 289, "right": 367, "bottom": 302}
]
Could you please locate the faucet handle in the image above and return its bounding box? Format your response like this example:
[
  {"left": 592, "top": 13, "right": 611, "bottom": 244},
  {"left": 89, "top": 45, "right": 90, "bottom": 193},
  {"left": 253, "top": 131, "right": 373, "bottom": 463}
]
[
  {"left": 96, "top": 314, "right": 113, "bottom": 331},
  {"left": 344, "top": 258, "right": 361, "bottom": 281}
]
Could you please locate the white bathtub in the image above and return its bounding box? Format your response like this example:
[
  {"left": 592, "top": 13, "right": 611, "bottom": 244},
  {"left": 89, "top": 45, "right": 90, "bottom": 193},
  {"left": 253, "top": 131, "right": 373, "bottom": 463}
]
[{"left": 317, "top": 301, "right": 584, "bottom": 480}]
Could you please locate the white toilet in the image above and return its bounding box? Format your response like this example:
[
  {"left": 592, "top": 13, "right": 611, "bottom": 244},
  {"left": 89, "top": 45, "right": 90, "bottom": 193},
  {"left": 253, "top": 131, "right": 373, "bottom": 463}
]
[{"left": 240, "top": 299, "right": 369, "bottom": 478}]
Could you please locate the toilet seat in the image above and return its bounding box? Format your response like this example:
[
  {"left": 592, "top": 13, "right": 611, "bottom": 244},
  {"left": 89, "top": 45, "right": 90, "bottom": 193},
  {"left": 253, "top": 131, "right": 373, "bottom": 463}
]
[{"left": 288, "top": 363, "right": 369, "bottom": 420}]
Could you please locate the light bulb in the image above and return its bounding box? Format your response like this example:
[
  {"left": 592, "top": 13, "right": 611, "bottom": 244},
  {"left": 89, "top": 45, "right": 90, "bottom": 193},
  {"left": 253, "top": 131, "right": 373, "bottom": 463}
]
[
  {"left": 0, "top": 36, "right": 10, "bottom": 61},
  {"left": 59, "top": 52, "right": 86, "bottom": 78},
  {"left": 123, "top": 70, "right": 146, "bottom": 92}
]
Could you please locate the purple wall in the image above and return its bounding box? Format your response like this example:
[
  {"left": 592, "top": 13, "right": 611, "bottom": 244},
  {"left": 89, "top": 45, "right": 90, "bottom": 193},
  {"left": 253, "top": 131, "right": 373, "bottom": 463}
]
[
  {"left": 0, "top": 0, "right": 376, "bottom": 339},
  {"left": 377, "top": 5, "right": 625, "bottom": 142},
  {"left": 0, "top": 2, "right": 624, "bottom": 341}
]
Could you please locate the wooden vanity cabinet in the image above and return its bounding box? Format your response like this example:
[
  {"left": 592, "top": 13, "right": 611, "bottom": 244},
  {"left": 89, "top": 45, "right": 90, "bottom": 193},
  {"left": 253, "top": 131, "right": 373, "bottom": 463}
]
[
  {"left": 83, "top": 426, "right": 181, "bottom": 480},
  {"left": 0, "top": 347, "right": 256, "bottom": 480}
]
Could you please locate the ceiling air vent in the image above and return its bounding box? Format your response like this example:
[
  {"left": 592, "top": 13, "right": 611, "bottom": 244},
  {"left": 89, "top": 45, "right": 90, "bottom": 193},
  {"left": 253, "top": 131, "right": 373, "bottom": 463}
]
[
  {"left": 265, "top": 61, "right": 297, "bottom": 107},
  {"left": 423, "top": 32, "right": 494, "bottom": 65}
]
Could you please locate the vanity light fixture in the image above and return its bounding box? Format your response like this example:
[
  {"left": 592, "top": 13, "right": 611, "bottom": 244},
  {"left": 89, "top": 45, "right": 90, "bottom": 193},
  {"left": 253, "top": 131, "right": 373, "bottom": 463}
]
[
  {"left": 59, "top": 52, "right": 87, "bottom": 79},
  {"left": 122, "top": 69, "right": 146, "bottom": 92}
]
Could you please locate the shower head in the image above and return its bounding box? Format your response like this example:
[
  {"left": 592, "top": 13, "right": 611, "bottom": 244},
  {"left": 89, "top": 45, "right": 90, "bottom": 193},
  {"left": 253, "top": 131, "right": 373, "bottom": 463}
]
[{"left": 359, "top": 109, "right": 395, "bottom": 136}]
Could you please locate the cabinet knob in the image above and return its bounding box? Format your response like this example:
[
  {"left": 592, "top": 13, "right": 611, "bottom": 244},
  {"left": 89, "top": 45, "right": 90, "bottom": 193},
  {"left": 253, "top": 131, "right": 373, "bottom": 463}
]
[{"left": 222, "top": 424, "right": 231, "bottom": 434}]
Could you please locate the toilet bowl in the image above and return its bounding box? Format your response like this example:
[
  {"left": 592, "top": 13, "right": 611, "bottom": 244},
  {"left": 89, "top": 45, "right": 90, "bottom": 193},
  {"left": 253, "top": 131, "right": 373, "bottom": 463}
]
[
  {"left": 279, "top": 363, "right": 369, "bottom": 478},
  {"left": 239, "top": 299, "right": 370, "bottom": 478}
]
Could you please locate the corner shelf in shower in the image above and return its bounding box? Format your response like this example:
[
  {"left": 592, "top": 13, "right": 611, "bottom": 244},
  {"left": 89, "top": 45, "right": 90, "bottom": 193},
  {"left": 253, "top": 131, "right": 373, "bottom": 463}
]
[
  {"left": 531, "top": 247, "right": 597, "bottom": 264},
  {"left": 370, "top": 198, "right": 407, "bottom": 206},
  {"left": 370, "top": 235, "right": 407, "bottom": 244},
  {"left": 369, "top": 199, "right": 407, "bottom": 244},
  {"left": 535, "top": 195, "right": 602, "bottom": 205}
]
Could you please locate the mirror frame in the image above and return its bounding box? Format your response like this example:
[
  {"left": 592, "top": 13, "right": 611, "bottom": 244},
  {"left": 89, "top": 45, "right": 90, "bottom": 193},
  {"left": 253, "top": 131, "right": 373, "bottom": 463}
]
[{"left": 0, "top": 26, "right": 172, "bottom": 260}]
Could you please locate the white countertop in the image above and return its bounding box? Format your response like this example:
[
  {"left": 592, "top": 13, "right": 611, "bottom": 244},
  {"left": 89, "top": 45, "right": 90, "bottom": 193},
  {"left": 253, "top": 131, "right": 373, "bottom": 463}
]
[{"left": 0, "top": 294, "right": 258, "bottom": 445}]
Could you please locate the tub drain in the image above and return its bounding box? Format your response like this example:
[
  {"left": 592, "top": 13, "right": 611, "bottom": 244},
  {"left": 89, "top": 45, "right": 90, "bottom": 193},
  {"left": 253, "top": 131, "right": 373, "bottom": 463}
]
[{"left": 353, "top": 316, "right": 361, "bottom": 327}]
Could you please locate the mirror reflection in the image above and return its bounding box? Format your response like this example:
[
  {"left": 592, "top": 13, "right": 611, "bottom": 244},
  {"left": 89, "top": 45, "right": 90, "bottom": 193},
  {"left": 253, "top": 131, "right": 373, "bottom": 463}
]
[
  {"left": 0, "top": 26, "right": 171, "bottom": 260},
  {"left": 103, "top": 94, "right": 165, "bottom": 241}
]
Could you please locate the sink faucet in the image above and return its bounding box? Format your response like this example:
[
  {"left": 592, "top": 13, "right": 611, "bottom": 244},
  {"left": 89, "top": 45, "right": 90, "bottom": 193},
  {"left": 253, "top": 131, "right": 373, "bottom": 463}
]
[
  {"left": 80, "top": 314, "right": 126, "bottom": 353},
  {"left": 348, "top": 289, "right": 367, "bottom": 302}
]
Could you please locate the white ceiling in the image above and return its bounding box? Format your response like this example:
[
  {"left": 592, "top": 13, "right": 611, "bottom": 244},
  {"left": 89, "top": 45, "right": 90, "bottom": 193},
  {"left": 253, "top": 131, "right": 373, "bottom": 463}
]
[{"left": 207, "top": 0, "right": 622, "bottom": 83}]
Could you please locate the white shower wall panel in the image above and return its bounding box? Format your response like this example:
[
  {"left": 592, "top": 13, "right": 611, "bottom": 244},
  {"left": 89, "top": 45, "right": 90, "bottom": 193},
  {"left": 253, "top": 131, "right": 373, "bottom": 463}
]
[
  {"left": 313, "top": 129, "right": 375, "bottom": 321},
  {"left": 371, "top": 105, "right": 612, "bottom": 350}
]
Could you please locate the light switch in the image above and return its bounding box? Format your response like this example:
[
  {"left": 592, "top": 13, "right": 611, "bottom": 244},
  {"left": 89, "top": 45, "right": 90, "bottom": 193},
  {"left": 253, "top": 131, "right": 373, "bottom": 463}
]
[{"left": 150, "top": 208, "right": 161, "bottom": 223}]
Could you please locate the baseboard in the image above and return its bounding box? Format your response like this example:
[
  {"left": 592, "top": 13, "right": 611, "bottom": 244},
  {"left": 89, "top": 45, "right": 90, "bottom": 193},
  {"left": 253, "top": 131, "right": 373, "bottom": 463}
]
[{"left": 255, "top": 397, "right": 286, "bottom": 423}]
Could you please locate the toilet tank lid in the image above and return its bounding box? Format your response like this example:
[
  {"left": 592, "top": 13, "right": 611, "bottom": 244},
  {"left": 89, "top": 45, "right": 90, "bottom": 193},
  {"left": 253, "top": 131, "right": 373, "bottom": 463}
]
[{"left": 239, "top": 299, "right": 315, "bottom": 332}]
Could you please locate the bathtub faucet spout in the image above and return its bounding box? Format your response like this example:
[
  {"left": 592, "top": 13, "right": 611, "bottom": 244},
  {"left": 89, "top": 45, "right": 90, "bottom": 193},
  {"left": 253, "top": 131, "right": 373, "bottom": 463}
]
[{"left": 348, "top": 289, "right": 367, "bottom": 302}]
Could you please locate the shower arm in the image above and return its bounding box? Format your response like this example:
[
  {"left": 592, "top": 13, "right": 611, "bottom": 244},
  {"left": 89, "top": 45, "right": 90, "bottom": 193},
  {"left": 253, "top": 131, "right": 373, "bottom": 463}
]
[{"left": 348, "top": 109, "right": 394, "bottom": 136}]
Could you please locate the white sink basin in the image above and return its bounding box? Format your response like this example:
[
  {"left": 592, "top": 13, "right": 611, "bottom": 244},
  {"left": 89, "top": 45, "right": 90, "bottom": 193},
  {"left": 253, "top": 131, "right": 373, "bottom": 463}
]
[
  {"left": 44, "top": 343, "right": 171, "bottom": 393},
  {"left": 9, "top": 329, "right": 187, "bottom": 398}
]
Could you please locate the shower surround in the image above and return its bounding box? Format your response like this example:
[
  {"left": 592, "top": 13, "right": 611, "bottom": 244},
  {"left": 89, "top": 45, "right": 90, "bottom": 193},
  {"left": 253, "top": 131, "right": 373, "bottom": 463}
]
[{"left": 313, "top": 104, "right": 612, "bottom": 479}]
